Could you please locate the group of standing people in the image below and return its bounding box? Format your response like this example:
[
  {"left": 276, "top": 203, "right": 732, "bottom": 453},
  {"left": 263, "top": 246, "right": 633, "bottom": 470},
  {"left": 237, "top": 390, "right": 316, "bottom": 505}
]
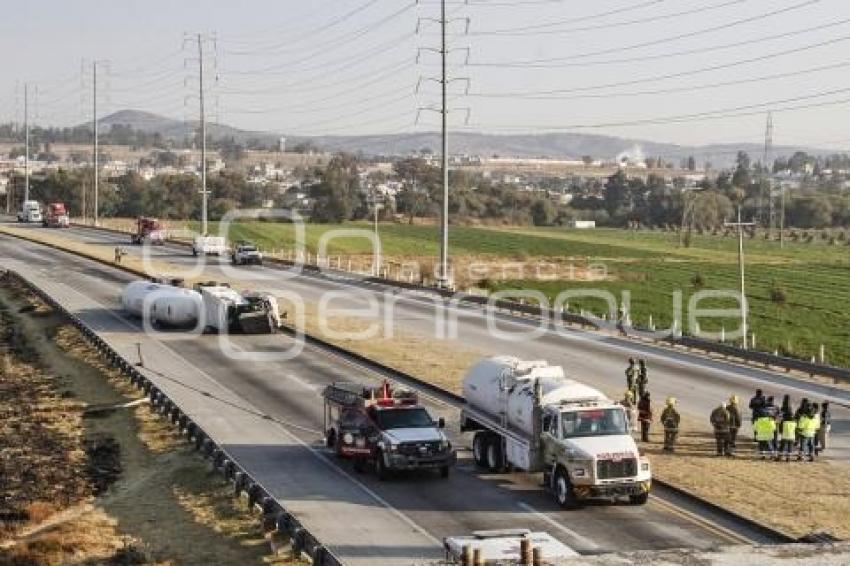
[
  {"left": 621, "top": 358, "right": 681, "bottom": 452},
  {"left": 745, "top": 389, "right": 831, "bottom": 462},
  {"left": 621, "top": 359, "right": 833, "bottom": 461}
]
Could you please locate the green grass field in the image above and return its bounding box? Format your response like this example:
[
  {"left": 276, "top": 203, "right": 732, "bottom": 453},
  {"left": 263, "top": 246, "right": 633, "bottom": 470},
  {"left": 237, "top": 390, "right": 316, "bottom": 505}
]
[{"left": 186, "top": 220, "right": 850, "bottom": 367}]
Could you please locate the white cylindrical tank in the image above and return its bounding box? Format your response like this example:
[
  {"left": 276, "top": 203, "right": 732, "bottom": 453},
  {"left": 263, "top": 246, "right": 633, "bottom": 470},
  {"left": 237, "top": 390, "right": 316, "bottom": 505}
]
[
  {"left": 121, "top": 280, "right": 202, "bottom": 327},
  {"left": 462, "top": 356, "right": 609, "bottom": 436}
]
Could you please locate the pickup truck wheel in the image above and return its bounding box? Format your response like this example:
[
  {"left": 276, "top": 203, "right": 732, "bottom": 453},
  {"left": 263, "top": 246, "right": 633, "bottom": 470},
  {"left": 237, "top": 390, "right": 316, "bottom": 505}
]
[
  {"left": 440, "top": 465, "right": 450, "bottom": 479},
  {"left": 486, "top": 437, "right": 505, "bottom": 473},
  {"left": 553, "top": 467, "right": 578, "bottom": 509},
  {"left": 629, "top": 492, "right": 649, "bottom": 505},
  {"left": 192, "top": 249, "right": 198, "bottom": 257},
  {"left": 472, "top": 432, "right": 488, "bottom": 468},
  {"left": 375, "top": 450, "right": 390, "bottom": 481},
  {"left": 325, "top": 428, "right": 336, "bottom": 449}
]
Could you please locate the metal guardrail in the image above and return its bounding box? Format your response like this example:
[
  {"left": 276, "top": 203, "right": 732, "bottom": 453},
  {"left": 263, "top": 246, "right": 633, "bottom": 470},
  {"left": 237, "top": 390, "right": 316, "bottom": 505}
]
[
  {"left": 0, "top": 269, "right": 343, "bottom": 566},
  {"left": 665, "top": 335, "right": 850, "bottom": 382}
]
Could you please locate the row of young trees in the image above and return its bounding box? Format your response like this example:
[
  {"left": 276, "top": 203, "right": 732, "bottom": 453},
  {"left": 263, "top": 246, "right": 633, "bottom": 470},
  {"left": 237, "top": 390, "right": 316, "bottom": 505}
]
[{"left": 7, "top": 151, "right": 850, "bottom": 229}]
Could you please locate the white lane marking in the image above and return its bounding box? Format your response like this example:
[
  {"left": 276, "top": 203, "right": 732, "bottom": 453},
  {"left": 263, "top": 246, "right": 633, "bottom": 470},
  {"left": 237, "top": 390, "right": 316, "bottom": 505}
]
[
  {"left": 517, "top": 502, "right": 600, "bottom": 551},
  {"left": 285, "top": 372, "right": 320, "bottom": 392},
  {"left": 16, "top": 267, "right": 442, "bottom": 550}
]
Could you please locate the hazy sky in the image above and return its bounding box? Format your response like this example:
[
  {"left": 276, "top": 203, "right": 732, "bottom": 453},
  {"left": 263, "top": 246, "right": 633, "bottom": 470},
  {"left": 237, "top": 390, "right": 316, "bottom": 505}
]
[{"left": 2, "top": 0, "right": 850, "bottom": 151}]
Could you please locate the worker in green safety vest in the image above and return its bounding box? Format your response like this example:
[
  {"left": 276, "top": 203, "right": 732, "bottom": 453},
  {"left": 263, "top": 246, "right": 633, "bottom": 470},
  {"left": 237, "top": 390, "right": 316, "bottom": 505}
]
[
  {"left": 777, "top": 408, "right": 796, "bottom": 462},
  {"left": 754, "top": 413, "right": 776, "bottom": 459},
  {"left": 797, "top": 409, "right": 820, "bottom": 462}
]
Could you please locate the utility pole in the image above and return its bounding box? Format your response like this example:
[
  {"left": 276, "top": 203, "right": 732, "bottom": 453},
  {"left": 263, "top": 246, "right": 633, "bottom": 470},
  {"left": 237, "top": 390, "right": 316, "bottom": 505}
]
[
  {"left": 24, "top": 83, "right": 29, "bottom": 205},
  {"left": 725, "top": 206, "right": 756, "bottom": 349},
  {"left": 372, "top": 185, "right": 381, "bottom": 276},
  {"left": 198, "top": 33, "right": 209, "bottom": 236},
  {"left": 93, "top": 62, "right": 99, "bottom": 226},
  {"left": 438, "top": 0, "right": 450, "bottom": 288},
  {"left": 779, "top": 185, "right": 786, "bottom": 248}
]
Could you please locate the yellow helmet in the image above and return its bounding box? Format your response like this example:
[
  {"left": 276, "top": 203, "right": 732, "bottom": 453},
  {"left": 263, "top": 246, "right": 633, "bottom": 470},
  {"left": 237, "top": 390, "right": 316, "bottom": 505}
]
[
  {"left": 625, "top": 390, "right": 634, "bottom": 400},
  {"left": 666, "top": 397, "right": 676, "bottom": 406},
  {"left": 729, "top": 395, "right": 739, "bottom": 404}
]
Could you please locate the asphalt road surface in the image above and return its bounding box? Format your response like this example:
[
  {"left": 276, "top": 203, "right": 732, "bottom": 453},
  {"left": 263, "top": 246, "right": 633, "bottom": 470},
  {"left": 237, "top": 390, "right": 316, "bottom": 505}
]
[
  {"left": 50, "top": 224, "right": 850, "bottom": 463},
  {"left": 0, "top": 229, "right": 763, "bottom": 564}
]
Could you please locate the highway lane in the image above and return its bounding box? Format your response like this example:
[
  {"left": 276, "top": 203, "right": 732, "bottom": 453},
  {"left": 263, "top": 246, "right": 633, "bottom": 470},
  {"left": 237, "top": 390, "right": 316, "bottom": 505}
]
[
  {"left": 0, "top": 232, "right": 752, "bottom": 559},
  {"left": 54, "top": 223, "right": 850, "bottom": 464}
]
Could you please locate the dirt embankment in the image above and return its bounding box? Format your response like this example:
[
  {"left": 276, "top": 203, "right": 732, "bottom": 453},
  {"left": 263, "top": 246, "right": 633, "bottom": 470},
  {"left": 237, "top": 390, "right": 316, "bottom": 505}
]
[{"left": 0, "top": 276, "right": 298, "bottom": 565}]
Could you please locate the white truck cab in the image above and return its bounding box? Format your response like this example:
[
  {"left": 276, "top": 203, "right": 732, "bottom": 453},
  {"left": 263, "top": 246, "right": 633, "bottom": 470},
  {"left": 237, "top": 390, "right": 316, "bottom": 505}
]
[
  {"left": 17, "top": 200, "right": 42, "bottom": 223},
  {"left": 192, "top": 235, "right": 227, "bottom": 256},
  {"left": 461, "top": 356, "right": 651, "bottom": 507}
]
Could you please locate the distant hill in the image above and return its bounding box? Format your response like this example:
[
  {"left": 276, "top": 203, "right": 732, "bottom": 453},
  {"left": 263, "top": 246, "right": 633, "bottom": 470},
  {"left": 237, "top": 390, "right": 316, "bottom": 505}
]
[{"left": 92, "top": 109, "right": 836, "bottom": 167}]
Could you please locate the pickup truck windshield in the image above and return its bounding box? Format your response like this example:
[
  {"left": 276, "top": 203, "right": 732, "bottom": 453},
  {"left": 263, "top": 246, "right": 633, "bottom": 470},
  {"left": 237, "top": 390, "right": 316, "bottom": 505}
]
[
  {"left": 375, "top": 407, "right": 434, "bottom": 429},
  {"left": 240, "top": 246, "right": 257, "bottom": 252},
  {"left": 561, "top": 408, "right": 627, "bottom": 438}
]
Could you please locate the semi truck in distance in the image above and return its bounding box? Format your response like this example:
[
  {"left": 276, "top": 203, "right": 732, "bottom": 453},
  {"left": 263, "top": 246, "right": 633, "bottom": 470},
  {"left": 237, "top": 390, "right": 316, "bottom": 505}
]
[
  {"left": 43, "top": 202, "right": 70, "bottom": 228},
  {"left": 17, "top": 200, "right": 42, "bottom": 223},
  {"left": 120, "top": 278, "right": 281, "bottom": 334},
  {"left": 322, "top": 381, "right": 456, "bottom": 479},
  {"left": 131, "top": 217, "right": 165, "bottom": 245},
  {"left": 461, "top": 356, "right": 651, "bottom": 507}
]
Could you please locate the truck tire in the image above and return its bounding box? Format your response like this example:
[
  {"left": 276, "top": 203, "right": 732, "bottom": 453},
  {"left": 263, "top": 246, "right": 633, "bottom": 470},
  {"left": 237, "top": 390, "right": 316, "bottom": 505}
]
[
  {"left": 325, "top": 428, "right": 336, "bottom": 449},
  {"left": 485, "top": 436, "right": 505, "bottom": 473},
  {"left": 472, "top": 432, "right": 489, "bottom": 468},
  {"left": 440, "top": 465, "right": 450, "bottom": 479},
  {"left": 629, "top": 492, "right": 649, "bottom": 505},
  {"left": 192, "top": 248, "right": 198, "bottom": 257},
  {"left": 375, "top": 450, "right": 390, "bottom": 481},
  {"left": 553, "top": 467, "right": 578, "bottom": 509}
]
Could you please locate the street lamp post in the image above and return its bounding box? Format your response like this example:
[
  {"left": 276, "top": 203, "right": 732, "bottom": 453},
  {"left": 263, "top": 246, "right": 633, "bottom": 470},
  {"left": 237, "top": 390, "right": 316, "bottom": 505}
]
[{"left": 725, "top": 206, "right": 756, "bottom": 349}]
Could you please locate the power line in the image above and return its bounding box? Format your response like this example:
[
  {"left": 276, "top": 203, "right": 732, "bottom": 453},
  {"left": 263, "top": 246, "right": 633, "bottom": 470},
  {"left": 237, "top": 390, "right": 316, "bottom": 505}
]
[
  {"left": 471, "top": 60, "right": 850, "bottom": 100},
  {"left": 461, "top": 0, "right": 665, "bottom": 34},
  {"left": 470, "top": 0, "right": 745, "bottom": 36},
  {"left": 473, "top": 35, "right": 850, "bottom": 98},
  {"left": 465, "top": 86, "right": 850, "bottom": 131},
  {"left": 224, "top": 0, "right": 386, "bottom": 55},
  {"left": 224, "top": 82, "right": 415, "bottom": 116},
  {"left": 470, "top": 18, "right": 850, "bottom": 68},
  {"left": 224, "top": 30, "right": 414, "bottom": 77},
  {"left": 470, "top": 0, "right": 819, "bottom": 66}
]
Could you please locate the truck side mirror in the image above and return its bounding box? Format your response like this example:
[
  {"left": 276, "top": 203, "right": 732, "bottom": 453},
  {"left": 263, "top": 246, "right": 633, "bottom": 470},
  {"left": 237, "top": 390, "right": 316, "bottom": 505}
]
[{"left": 438, "top": 417, "right": 446, "bottom": 429}]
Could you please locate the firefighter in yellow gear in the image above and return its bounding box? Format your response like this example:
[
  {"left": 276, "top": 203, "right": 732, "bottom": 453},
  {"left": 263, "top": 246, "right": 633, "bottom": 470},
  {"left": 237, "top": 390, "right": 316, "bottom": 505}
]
[{"left": 660, "top": 397, "right": 680, "bottom": 452}]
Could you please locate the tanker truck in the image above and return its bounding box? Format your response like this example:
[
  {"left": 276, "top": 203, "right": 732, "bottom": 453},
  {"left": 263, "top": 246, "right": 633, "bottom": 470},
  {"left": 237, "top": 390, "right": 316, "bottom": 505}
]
[
  {"left": 120, "top": 280, "right": 203, "bottom": 327},
  {"left": 120, "top": 279, "right": 281, "bottom": 333},
  {"left": 460, "top": 356, "right": 651, "bottom": 508}
]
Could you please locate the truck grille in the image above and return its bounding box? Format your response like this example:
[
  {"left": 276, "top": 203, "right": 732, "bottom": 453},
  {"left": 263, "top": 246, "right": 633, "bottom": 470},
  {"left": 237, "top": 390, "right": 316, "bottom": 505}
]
[
  {"left": 597, "top": 458, "right": 637, "bottom": 479},
  {"left": 398, "top": 441, "right": 441, "bottom": 456}
]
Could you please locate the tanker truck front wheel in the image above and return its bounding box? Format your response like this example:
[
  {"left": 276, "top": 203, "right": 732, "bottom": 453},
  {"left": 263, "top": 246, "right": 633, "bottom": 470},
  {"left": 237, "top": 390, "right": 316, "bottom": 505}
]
[
  {"left": 629, "top": 491, "right": 649, "bottom": 505},
  {"left": 553, "top": 467, "right": 579, "bottom": 509}
]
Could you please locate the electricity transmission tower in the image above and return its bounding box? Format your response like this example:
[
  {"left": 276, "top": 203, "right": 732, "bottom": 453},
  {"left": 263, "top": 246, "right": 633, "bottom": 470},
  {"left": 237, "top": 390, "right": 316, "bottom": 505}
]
[
  {"left": 762, "top": 112, "right": 775, "bottom": 238},
  {"left": 416, "top": 0, "right": 469, "bottom": 288},
  {"left": 185, "top": 33, "right": 217, "bottom": 236}
]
